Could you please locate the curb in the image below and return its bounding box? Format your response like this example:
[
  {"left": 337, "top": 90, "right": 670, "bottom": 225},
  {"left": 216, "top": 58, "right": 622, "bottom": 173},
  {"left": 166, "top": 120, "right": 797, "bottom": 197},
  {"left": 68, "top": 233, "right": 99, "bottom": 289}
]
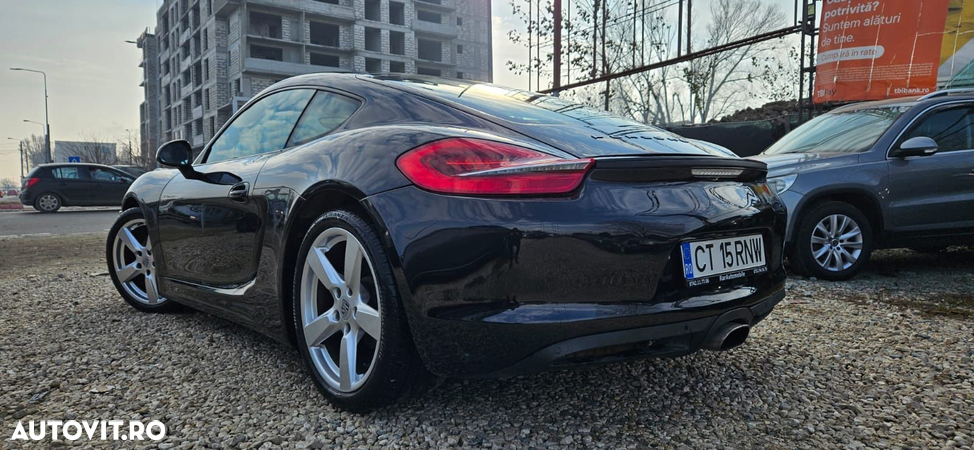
[{"left": 0, "top": 204, "right": 24, "bottom": 211}]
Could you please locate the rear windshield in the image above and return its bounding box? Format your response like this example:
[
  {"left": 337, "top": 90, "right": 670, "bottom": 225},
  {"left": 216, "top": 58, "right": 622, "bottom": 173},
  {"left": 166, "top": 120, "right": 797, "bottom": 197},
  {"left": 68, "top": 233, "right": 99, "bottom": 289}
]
[
  {"left": 377, "top": 76, "right": 665, "bottom": 129},
  {"left": 763, "top": 107, "right": 908, "bottom": 155}
]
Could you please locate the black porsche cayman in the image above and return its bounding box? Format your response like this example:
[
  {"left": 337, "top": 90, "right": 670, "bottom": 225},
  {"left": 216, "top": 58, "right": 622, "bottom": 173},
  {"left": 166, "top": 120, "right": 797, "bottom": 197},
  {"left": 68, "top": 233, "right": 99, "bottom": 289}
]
[{"left": 106, "top": 74, "right": 787, "bottom": 411}]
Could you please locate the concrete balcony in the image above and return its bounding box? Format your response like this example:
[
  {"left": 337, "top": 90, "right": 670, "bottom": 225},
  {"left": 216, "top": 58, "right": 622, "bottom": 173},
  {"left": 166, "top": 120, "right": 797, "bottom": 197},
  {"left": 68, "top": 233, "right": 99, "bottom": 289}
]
[
  {"left": 244, "top": 57, "right": 326, "bottom": 77},
  {"left": 181, "top": 82, "right": 194, "bottom": 98},
  {"left": 248, "top": 0, "right": 356, "bottom": 21},
  {"left": 213, "top": 0, "right": 240, "bottom": 17},
  {"left": 192, "top": 105, "right": 203, "bottom": 119},
  {"left": 414, "top": 0, "right": 456, "bottom": 11},
  {"left": 412, "top": 19, "right": 458, "bottom": 38},
  {"left": 306, "top": 42, "right": 354, "bottom": 53},
  {"left": 415, "top": 57, "right": 456, "bottom": 67}
]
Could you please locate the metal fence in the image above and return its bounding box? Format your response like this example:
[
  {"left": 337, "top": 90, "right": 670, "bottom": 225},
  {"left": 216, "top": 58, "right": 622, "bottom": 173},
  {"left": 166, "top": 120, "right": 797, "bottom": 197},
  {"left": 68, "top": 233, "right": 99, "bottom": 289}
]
[{"left": 665, "top": 114, "right": 801, "bottom": 157}]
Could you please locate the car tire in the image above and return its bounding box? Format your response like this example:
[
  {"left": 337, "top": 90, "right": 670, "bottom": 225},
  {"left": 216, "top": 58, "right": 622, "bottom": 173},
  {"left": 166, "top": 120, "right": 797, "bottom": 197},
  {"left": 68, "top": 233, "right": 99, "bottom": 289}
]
[
  {"left": 790, "top": 201, "right": 873, "bottom": 281},
  {"left": 292, "top": 209, "right": 428, "bottom": 412},
  {"left": 34, "top": 193, "right": 62, "bottom": 213},
  {"left": 106, "top": 207, "right": 182, "bottom": 313}
]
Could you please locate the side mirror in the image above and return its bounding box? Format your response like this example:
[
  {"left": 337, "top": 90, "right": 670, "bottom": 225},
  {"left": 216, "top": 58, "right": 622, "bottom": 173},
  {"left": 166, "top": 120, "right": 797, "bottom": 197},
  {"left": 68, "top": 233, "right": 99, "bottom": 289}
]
[
  {"left": 154, "top": 139, "right": 241, "bottom": 185},
  {"left": 891, "top": 136, "right": 938, "bottom": 158},
  {"left": 156, "top": 140, "right": 194, "bottom": 167}
]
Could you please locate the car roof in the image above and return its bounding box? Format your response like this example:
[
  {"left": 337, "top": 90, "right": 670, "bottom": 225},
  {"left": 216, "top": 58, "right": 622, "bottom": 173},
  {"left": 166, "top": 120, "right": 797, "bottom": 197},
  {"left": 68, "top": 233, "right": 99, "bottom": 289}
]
[
  {"left": 830, "top": 92, "right": 974, "bottom": 113},
  {"left": 270, "top": 72, "right": 472, "bottom": 90},
  {"left": 37, "top": 163, "right": 120, "bottom": 170}
]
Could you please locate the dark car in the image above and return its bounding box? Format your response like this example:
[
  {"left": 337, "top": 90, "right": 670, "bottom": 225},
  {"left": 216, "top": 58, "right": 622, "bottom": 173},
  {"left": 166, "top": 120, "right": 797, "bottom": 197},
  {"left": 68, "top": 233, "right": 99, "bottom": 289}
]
[
  {"left": 106, "top": 74, "right": 787, "bottom": 411},
  {"left": 20, "top": 163, "right": 136, "bottom": 212},
  {"left": 114, "top": 165, "right": 149, "bottom": 178},
  {"left": 753, "top": 89, "right": 974, "bottom": 280}
]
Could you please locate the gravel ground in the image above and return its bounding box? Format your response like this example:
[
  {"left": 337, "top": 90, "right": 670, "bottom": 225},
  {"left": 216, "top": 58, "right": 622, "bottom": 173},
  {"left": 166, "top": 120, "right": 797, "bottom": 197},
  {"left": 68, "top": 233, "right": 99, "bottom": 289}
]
[{"left": 1, "top": 234, "right": 972, "bottom": 449}]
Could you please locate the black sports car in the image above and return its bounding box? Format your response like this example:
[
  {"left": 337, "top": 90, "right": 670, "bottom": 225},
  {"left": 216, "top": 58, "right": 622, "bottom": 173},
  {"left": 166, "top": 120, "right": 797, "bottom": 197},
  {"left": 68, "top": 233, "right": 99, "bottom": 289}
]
[{"left": 106, "top": 74, "right": 787, "bottom": 411}]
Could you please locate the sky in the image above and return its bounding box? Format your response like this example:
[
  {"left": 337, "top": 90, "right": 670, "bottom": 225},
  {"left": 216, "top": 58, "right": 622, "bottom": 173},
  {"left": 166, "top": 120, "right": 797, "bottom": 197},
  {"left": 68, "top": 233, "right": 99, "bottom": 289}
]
[
  {"left": 0, "top": 0, "right": 796, "bottom": 183},
  {"left": 0, "top": 0, "right": 533, "bottom": 183}
]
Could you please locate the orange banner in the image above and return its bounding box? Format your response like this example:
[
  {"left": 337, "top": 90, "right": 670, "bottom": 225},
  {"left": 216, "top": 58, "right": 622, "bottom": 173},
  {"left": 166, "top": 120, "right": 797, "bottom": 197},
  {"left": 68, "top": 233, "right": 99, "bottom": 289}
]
[{"left": 814, "top": 0, "right": 950, "bottom": 103}]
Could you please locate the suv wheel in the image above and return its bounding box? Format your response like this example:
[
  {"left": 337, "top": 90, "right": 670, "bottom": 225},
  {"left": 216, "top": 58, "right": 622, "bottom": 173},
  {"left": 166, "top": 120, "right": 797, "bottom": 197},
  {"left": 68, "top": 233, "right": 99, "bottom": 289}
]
[
  {"left": 35, "top": 193, "right": 61, "bottom": 213},
  {"left": 790, "top": 201, "right": 873, "bottom": 281}
]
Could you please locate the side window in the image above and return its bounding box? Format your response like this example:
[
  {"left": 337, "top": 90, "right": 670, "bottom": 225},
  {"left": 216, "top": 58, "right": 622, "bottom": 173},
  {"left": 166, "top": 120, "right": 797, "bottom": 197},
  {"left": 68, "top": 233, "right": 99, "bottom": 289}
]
[
  {"left": 89, "top": 168, "right": 124, "bottom": 182},
  {"left": 901, "top": 105, "right": 974, "bottom": 153},
  {"left": 52, "top": 167, "right": 81, "bottom": 179},
  {"left": 205, "top": 89, "right": 315, "bottom": 163},
  {"left": 287, "top": 91, "right": 360, "bottom": 146}
]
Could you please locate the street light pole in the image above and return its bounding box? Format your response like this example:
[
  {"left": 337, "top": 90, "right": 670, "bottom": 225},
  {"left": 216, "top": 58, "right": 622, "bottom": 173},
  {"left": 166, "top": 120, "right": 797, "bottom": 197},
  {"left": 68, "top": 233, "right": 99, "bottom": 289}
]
[
  {"left": 125, "top": 129, "right": 134, "bottom": 164},
  {"left": 10, "top": 68, "right": 53, "bottom": 163}
]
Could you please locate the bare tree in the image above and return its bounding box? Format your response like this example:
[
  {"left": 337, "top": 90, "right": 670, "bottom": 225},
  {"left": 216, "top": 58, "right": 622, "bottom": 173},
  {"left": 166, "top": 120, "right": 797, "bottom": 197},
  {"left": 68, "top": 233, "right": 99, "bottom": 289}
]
[
  {"left": 505, "top": 0, "right": 789, "bottom": 125},
  {"left": 0, "top": 178, "right": 16, "bottom": 190},
  {"left": 681, "top": 0, "right": 785, "bottom": 123},
  {"left": 609, "top": 6, "right": 683, "bottom": 125},
  {"left": 73, "top": 133, "right": 118, "bottom": 165},
  {"left": 20, "top": 135, "right": 47, "bottom": 169}
]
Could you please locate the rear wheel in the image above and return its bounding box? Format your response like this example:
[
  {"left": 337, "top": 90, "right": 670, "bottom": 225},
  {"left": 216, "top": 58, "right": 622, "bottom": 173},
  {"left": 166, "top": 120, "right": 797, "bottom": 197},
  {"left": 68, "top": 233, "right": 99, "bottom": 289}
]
[
  {"left": 34, "top": 193, "right": 61, "bottom": 213},
  {"left": 293, "top": 210, "right": 426, "bottom": 412},
  {"left": 790, "top": 201, "right": 873, "bottom": 281},
  {"left": 106, "top": 208, "right": 180, "bottom": 312}
]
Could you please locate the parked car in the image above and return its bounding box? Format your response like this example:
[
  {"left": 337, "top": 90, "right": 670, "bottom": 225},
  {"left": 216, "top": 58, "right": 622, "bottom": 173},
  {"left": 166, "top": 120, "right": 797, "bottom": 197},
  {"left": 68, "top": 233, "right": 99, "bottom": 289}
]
[
  {"left": 5, "top": 189, "right": 18, "bottom": 196},
  {"left": 106, "top": 74, "right": 787, "bottom": 411},
  {"left": 19, "top": 163, "right": 135, "bottom": 212},
  {"left": 754, "top": 89, "right": 974, "bottom": 280},
  {"left": 114, "top": 165, "right": 148, "bottom": 178}
]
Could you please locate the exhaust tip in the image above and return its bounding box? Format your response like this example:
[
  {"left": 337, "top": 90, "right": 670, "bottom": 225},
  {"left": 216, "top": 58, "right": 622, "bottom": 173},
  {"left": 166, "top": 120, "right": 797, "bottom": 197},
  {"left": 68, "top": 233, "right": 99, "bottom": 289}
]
[
  {"left": 703, "top": 322, "right": 750, "bottom": 351},
  {"left": 719, "top": 325, "right": 750, "bottom": 350}
]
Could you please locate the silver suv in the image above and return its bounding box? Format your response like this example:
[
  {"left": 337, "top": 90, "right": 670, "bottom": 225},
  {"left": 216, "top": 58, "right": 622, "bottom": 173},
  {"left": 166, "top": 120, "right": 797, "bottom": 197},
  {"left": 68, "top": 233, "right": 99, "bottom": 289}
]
[{"left": 753, "top": 90, "right": 974, "bottom": 280}]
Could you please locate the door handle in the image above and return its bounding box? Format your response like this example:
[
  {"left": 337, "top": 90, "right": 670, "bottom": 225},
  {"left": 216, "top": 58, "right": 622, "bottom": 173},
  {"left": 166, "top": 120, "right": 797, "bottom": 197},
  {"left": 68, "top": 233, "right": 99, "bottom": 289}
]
[{"left": 228, "top": 182, "right": 250, "bottom": 201}]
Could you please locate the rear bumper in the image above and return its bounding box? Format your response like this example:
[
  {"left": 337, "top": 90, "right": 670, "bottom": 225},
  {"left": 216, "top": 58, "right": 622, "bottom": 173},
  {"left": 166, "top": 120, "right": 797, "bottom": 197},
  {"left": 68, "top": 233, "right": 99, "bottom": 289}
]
[
  {"left": 365, "top": 179, "right": 788, "bottom": 377},
  {"left": 478, "top": 286, "right": 784, "bottom": 378},
  {"left": 19, "top": 191, "right": 33, "bottom": 205}
]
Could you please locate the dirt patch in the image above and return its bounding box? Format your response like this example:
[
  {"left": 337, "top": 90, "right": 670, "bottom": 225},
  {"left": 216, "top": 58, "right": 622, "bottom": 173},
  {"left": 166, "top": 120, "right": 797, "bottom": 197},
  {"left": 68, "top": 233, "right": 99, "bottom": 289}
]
[{"left": 0, "top": 233, "right": 106, "bottom": 273}]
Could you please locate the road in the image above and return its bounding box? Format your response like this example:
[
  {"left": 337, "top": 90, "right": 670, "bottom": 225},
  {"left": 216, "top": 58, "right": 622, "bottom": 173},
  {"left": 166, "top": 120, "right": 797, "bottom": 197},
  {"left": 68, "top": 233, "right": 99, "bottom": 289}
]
[{"left": 0, "top": 208, "right": 118, "bottom": 237}]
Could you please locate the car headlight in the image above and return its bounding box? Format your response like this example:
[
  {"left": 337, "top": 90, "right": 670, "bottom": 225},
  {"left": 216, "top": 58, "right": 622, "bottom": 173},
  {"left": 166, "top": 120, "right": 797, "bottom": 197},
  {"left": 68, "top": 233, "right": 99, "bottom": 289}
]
[{"left": 767, "top": 174, "right": 797, "bottom": 195}]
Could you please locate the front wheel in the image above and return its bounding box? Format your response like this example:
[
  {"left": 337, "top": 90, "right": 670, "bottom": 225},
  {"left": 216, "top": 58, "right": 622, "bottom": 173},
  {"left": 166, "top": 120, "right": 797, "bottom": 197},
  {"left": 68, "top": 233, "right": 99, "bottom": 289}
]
[
  {"left": 106, "top": 208, "right": 180, "bottom": 312},
  {"left": 790, "top": 201, "right": 873, "bottom": 281},
  {"left": 293, "top": 210, "right": 427, "bottom": 412}
]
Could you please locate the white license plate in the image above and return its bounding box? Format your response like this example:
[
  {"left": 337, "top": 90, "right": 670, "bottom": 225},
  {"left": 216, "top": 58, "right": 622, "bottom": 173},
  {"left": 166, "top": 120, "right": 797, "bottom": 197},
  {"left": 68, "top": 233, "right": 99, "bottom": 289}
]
[{"left": 681, "top": 234, "right": 766, "bottom": 283}]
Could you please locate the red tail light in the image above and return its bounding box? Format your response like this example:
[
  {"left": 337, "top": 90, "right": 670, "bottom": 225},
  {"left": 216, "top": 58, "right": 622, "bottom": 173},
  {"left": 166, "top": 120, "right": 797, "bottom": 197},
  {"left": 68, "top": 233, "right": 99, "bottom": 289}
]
[
  {"left": 396, "top": 138, "right": 593, "bottom": 195},
  {"left": 24, "top": 177, "right": 40, "bottom": 189}
]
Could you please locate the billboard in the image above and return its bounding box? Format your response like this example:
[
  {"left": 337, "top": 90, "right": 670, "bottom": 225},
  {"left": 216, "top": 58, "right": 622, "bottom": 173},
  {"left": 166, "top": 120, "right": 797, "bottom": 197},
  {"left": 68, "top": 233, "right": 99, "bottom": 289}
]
[
  {"left": 814, "top": 0, "right": 950, "bottom": 103},
  {"left": 939, "top": 0, "right": 974, "bottom": 87}
]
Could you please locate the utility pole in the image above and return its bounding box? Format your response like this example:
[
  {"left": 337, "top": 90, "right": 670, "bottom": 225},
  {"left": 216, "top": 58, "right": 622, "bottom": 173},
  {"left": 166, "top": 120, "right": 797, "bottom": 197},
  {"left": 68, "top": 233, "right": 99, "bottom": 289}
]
[
  {"left": 6, "top": 137, "right": 23, "bottom": 179},
  {"left": 553, "top": 0, "right": 562, "bottom": 91},
  {"left": 528, "top": 0, "right": 533, "bottom": 90},
  {"left": 126, "top": 129, "right": 134, "bottom": 164},
  {"left": 10, "top": 68, "right": 52, "bottom": 163},
  {"left": 602, "top": 0, "right": 609, "bottom": 110}
]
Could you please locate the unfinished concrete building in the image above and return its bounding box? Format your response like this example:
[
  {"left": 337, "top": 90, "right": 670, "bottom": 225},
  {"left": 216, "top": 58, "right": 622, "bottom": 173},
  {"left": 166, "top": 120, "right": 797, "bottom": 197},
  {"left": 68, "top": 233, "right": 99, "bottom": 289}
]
[{"left": 139, "top": 0, "right": 492, "bottom": 153}]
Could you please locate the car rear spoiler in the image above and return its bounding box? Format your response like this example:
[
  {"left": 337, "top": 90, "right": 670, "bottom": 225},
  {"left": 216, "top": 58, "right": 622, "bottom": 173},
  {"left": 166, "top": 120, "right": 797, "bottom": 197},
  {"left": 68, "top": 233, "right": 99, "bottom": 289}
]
[{"left": 590, "top": 156, "right": 767, "bottom": 183}]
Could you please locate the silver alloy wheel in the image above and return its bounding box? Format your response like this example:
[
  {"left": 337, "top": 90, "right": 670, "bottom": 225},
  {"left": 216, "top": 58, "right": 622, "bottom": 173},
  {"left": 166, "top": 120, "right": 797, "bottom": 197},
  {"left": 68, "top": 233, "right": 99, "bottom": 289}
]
[
  {"left": 38, "top": 194, "right": 59, "bottom": 211},
  {"left": 810, "top": 213, "right": 863, "bottom": 272},
  {"left": 300, "top": 227, "right": 382, "bottom": 393},
  {"left": 111, "top": 218, "right": 164, "bottom": 304}
]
